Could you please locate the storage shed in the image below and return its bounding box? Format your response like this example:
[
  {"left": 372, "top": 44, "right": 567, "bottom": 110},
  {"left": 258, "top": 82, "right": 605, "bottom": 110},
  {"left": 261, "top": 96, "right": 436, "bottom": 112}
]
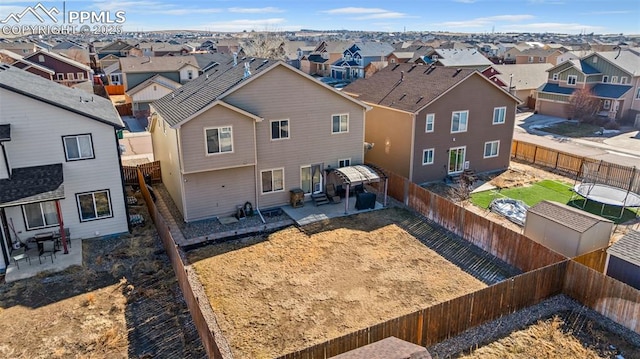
[
  {"left": 606, "top": 230, "right": 640, "bottom": 290},
  {"left": 328, "top": 337, "right": 431, "bottom": 359},
  {"left": 523, "top": 200, "right": 613, "bottom": 258}
]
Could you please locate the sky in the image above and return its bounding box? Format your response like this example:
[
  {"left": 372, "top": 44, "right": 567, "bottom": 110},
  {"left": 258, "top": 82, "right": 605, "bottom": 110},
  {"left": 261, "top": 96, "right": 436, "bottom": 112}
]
[{"left": 1, "top": 0, "right": 639, "bottom": 35}]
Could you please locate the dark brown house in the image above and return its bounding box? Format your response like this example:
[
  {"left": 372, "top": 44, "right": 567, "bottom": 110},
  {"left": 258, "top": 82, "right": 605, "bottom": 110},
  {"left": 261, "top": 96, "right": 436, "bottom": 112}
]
[
  {"left": 343, "top": 63, "right": 520, "bottom": 184},
  {"left": 22, "top": 50, "right": 92, "bottom": 86}
]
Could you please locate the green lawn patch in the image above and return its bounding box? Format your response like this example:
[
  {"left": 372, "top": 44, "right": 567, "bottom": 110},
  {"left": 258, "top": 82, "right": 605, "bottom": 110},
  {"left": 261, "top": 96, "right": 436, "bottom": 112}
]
[
  {"left": 541, "top": 122, "right": 602, "bottom": 137},
  {"left": 470, "top": 179, "right": 638, "bottom": 224}
]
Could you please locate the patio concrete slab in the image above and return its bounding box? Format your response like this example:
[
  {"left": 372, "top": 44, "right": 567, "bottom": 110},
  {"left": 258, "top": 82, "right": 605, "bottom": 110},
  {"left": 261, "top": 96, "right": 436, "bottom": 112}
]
[
  {"left": 282, "top": 197, "right": 384, "bottom": 226},
  {"left": 5, "top": 240, "right": 83, "bottom": 283}
]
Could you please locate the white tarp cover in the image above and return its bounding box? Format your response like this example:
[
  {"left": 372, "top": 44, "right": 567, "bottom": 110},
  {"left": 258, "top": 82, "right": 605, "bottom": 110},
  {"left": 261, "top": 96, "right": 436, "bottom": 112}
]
[{"left": 490, "top": 198, "right": 529, "bottom": 226}]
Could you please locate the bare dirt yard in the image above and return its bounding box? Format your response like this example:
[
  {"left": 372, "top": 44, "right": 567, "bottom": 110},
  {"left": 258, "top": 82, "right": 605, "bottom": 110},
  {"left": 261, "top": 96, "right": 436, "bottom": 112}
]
[
  {"left": 187, "top": 207, "right": 487, "bottom": 359},
  {"left": 0, "top": 190, "right": 205, "bottom": 359}
]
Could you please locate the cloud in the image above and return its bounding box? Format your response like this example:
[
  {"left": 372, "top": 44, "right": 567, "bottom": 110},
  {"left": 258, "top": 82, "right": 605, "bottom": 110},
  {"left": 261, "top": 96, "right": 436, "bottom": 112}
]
[
  {"left": 199, "top": 18, "right": 289, "bottom": 32},
  {"left": 321, "top": 7, "right": 412, "bottom": 20},
  {"left": 502, "top": 22, "right": 604, "bottom": 33},
  {"left": 436, "top": 14, "right": 535, "bottom": 28},
  {"left": 228, "top": 7, "right": 284, "bottom": 14}
]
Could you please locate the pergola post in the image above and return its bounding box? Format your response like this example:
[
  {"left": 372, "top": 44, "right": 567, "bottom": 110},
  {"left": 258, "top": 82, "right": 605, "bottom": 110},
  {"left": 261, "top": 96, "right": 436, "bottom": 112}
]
[
  {"left": 55, "top": 200, "right": 68, "bottom": 254},
  {"left": 344, "top": 183, "right": 350, "bottom": 214}
]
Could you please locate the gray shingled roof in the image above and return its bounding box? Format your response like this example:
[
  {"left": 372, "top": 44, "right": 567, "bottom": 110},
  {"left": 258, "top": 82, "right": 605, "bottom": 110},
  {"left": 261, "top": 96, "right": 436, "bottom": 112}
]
[
  {"left": 435, "top": 48, "right": 493, "bottom": 67},
  {"left": 528, "top": 200, "right": 612, "bottom": 233},
  {"left": 120, "top": 55, "right": 199, "bottom": 73},
  {"left": 152, "top": 58, "right": 277, "bottom": 126},
  {"left": 492, "top": 63, "right": 553, "bottom": 91},
  {"left": 127, "top": 74, "right": 181, "bottom": 96},
  {"left": 351, "top": 42, "right": 394, "bottom": 57},
  {"left": 0, "top": 164, "right": 64, "bottom": 206},
  {"left": 607, "top": 230, "right": 640, "bottom": 267},
  {"left": 0, "top": 65, "right": 123, "bottom": 128},
  {"left": 342, "top": 63, "right": 474, "bottom": 113},
  {"left": 595, "top": 50, "right": 640, "bottom": 76}
]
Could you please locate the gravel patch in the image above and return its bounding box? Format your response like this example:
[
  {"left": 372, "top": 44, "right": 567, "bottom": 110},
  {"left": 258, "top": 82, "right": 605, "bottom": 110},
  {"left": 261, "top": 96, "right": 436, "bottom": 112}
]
[
  {"left": 427, "top": 294, "right": 640, "bottom": 358},
  {"left": 153, "top": 184, "right": 293, "bottom": 240}
]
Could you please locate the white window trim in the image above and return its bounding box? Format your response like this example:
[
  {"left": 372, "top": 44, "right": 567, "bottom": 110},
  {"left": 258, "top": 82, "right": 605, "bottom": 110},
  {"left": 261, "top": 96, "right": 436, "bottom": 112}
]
[
  {"left": 425, "top": 113, "right": 435, "bottom": 133},
  {"left": 567, "top": 75, "right": 577, "bottom": 86},
  {"left": 620, "top": 76, "right": 628, "bottom": 84},
  {"left": 204, "top": 126, "right": 234, "bottom": 155},
  {"left": 636, "top": 87, "right": 640, "bottom": 99},
  {"left": 76, "top": 189, "right": 113, "bottom": 222},
  {"left": 63, "top": 134, "right": 94, "bottom": 161},
  {"left": 338, "top": 158, "right": 351, "bottom": 167},
  {"left": 450, "top": 110, "right": 469, "bottom": 133},
  {"left": 56, "top": 73, "right": 64, "bottom": 80},
  {"left": 492, "top": 106, "right": 506, "bottom": 125},
  {"left": 331, "top": 113, "right": 349, "bottom": 134},
  {"left": 552, "top": 73, "right": 558, "bottom": 81},
  {"left": 22, "top": 201, "right": 59, "bottom": 230},
  {"left": 603, "top": 100, "right": 611, "bottom": 110},
  {"left": 77, "top": 72, "right": 85, "bottom": 80},
  {"left": 270, "top": 119, "right": 290, "bottom": 141},
  {"left": 261, "top": 168, "right": 285, "bottom": 194},
  {"left": 483, "top": 140, "right": 500, "bottom": 158},
  {"left": 602, "top": 75, "right": 609, "bottom": 83},
  {"left": 422, "top": 148, "right": 435, "bottom": 165},
  {"left": 67, "top": 73, "right": 74, "bottom": 80},
  {"left": 448, "top": 146, "right": 466, "bottom": 174},
  {"left": 611, "top": 76, "right": 618, "bottom": 84}
]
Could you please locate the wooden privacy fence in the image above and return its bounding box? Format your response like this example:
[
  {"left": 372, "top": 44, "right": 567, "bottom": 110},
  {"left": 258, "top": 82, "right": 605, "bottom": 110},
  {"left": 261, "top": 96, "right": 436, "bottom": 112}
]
[
  {"left": 136, "top": 169, "right": 224, "bottom": 359},
  {"left": 573, "top": 247, "right": 608, "bottom": 273},
  {"left": 386, "top": 171, "right": 566, "bottom": 272},
  {"left": 124, "top": 161, "right": 161, "bottom": 185},
  {"left": 105, "top": 84, "right": 125, "bottom": 95},
  {"left": 278, "top": 261, "right": 568, "bottom": 359},
  {"left": 511, "top": 139, "right": 640, "bottom": 193}
]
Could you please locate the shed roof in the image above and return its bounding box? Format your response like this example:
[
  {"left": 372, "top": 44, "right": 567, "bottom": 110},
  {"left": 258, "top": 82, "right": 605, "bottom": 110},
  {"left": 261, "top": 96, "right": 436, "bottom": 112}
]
[
  {"left": 528, "top": 200, "right": 612, "bottom": 233},
  {"left": 329, "top": 337, "right": 430, "bottom": 359},
  {"left": 607, "top": 230, "right": 640, "bottom": 267}
]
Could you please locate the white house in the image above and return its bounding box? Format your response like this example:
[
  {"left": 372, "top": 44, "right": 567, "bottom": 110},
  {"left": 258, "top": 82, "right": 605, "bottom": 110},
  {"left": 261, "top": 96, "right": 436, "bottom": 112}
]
[{"left": 0, "top": 65, "right": 129, "bottom": 271}]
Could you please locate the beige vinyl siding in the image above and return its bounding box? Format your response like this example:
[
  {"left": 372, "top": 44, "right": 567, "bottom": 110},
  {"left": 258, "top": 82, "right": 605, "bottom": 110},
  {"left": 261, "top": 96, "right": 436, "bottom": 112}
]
[
  {"left": 558, "top": 68, "right": 585, "bottom": 84},
  {"left": 412, "top": 74, "right": 516, "bottom": 183},
  {"left": 548, "top": 62, "right": 574, "bottom": 79},
  {"left": 224, "top": 65, "right": 365, "bottom": 209},
  {"left": 149, "top": 110, "right": 185, "bottom": 217},
  {"left": 584, "top": 54, "right": 632, "bottom": 80},
  {"left": 182, "top": 166, "right": 256, "bottom": 220},
  {"left": 363, "top": 106, "right": 413, "bottom": 178},
  {"left": 180, "top": 105, "right": 257, "bottom": 173},
  {"left": 538, "top": 92, "right": 570, "bottom": 102},
  {"left": 131, "top": 83, "right": 176, "bottom": 103},
  {"left": 0, "top": 89, "right": 128, "bottom": 240}
]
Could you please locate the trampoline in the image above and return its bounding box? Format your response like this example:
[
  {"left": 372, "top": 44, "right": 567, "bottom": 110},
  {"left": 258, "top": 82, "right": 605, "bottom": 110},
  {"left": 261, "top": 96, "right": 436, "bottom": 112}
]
[{"left": 573, "top": 183, "right": 640, "bottom": 218}]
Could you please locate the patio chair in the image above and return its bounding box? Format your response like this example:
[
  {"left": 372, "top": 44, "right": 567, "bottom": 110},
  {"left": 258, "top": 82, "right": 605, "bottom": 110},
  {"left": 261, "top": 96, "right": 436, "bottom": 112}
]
[
  {"left": 326, "top": 183, "right": 341, "bottom": 204},
  {"left": 53, "top": 228, "right": 71, "bottom": 249},
  {"left": 11, "top": 247, "right": 31, "bottom": 269},
  {"left": 39, "top": 240, "right": 56, "bottom": 264}
]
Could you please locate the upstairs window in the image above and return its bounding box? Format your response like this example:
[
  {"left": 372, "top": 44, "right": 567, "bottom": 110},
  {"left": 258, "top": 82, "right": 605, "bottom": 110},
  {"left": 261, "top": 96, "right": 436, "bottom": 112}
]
[
  {"left": 38, "top": 55, "right": 45, "bottom": 62},
  {"left": 451, "top": 110, "right": 468, "bottom": 133},
  {"left": 63, "top": 134, "right": 94, "bottom": 161},
  {"left": 332, "top": 114, "right": 349, "bottom": 134},
  {"left": 271, "top": 119, "right": 290, "bottom": 140},
  {"left": 602, "top": 75, "right": 609, "bottom": 83},
  {"left": 425, "top": 114, "right": 435, "bottom": 133},
  {"left": 493, "top": 107, "right": 506, "bottom": 124},
  {"left": 611, "top": 76, "right": 618, "bottom": 83},
  {"left": 621, "top": 77, "right": 628, "bottom": 84},
  {"left": 567, "top": 75, "right": 577, "bottom": 85},
  {"left": 205, "top": 126, "right": 233, "bottom": 154}
]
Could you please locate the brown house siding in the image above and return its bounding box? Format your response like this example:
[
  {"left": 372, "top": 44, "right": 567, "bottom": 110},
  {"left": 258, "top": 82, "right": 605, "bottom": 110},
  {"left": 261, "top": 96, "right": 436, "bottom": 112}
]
[
  {"left": 179, "top": 104, "right": 257, "bottom": 174},
  {"left": 363, "top": 107, "right": 413, "bottom": 178},
  {"left": 28, "top": 54, "right": 89, "bottom": 82},
  {"left": 411, "top": 74, "right": 516, "bottom": 183}
]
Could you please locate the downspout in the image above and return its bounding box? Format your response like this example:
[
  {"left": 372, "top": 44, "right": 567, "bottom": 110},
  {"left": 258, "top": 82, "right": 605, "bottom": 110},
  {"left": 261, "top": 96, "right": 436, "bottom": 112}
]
[
  {"left": 0, "top": 210, "right": 9, "bottom": 267},
  {"left": 176, "top": 127, "right": 188, "bottom": 221},
  {"left": 408, "top": 113, "right": 416, "bottom": 182},
  {"left": 115, "top": 130, "right": 132, "bottom": 233},
  {"left": 253, "top": 120, "right": 265, "bottom": 223},
  {"left": 0, "top": 143, "right": 10, "bottom": 178}
]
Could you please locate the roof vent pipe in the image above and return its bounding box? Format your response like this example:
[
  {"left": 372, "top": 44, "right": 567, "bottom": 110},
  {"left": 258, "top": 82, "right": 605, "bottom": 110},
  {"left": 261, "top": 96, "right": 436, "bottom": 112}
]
[{"left": 243, "top": 62, "right": 251, "bottom": 78}]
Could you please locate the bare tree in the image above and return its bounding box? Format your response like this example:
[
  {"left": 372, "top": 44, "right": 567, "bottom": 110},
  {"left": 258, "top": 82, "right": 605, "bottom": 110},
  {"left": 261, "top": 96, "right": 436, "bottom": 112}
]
[
  {"left": 567, "top": 87, "right": 600, "bottom": 124},
  {"left": 241, "top": 29, "right": 286, "bottom": 60}
]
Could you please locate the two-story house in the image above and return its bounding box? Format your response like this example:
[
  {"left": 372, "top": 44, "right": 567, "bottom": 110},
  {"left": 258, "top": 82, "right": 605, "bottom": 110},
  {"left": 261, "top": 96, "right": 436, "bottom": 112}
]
[
  {"left": 300, "top": 41, "right": 351, "bottom": 77},
  {"left": 515, "top": 48, "right": 563, "bottom": 65},
  {"left": 120, "top": 55, "right": 200, "bottom": 91},
  {"left": 536, "top": 49, "right": 639, "bottom": 124},
  {"left": 94, "top": 40, "right": 135, "bottom": 70},
  {"left": 0, "top": 49, "right": 55, "bottom": 80},
  {"left": 0, "top": 65, "right": 129, "bottom": 271},
  {"left": 149, "top": 59, "right": 369, "bottom": 221},
  {"left": 21, "top": 50, "right": 93, "bottom": 87},
  {"left": 416, "top": 48, "right": 493, "bottom": 71},
  {"left": 343, "top": 63, "right": 520, "bottom": 184},
  {"left": 331, "top": 42, "right": 394, "bottom": 81}
]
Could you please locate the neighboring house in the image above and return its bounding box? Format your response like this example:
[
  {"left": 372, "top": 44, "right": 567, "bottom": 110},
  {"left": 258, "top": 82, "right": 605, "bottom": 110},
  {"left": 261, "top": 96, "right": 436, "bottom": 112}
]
[
  {"left": 149, "top": 59, "right": 369, "bottom": 221},
  {"left": 387, "top": 45, "right": 432, "bottom": 64},
  {"left": 52, "top": 41, "right": 91, "bottom": 66},
  {"left": 606, "top": 230, "right": 640, "bottom": 290},
  {"left": 417, "top": 48, "right": 493, "bottom": 71},
  {"left": 128, "top": 74, "right": 181, "bottom": 120},
  {"left": 300, "top": 41, "right": 351, "bottom": 77},
  {"left": 119, "top": 55, "right": 200, "bottom": 91},
  {"left": 192, "top": 53, "right": 235, "bottom": 74},
  {"left": 515, "top": 48, "right": 563, "bottom": 65},
  {"left": 555, "top": 50, "right": 594, "bottom": 65},
  {"left": 22, "top": 50, "right": 93, "bottom": 87},
  {"left": 94, "top": 40, "right": 134, "bottom": 70},
  {"left": 502, "top": 44, "right": 531, "bottom": 64},
  {"left": 103, "top": 61, "right": 122, "bottom": 85},
  {"left": 536, "top": 49, "right": 640, "bottom": 123},
  {"left": 0, "top": 49, "right": 55, "bottom": 80},
  {"left": 0, "top": 42, "right": 40, "bottom": 55},
  {"left": 0, "top": 65, "right": 128, "bottom": 271},
  {"left": 343, "top": 63, "right": 520, "bottom": 184},
  {"left": 478, "top": 43, "right": 499, "bottom": 57},
  {"left": 489, "top": 63, "right": 554, "bottom": 105},
  {"left": 331, "top": 42, "right": 394, "bottom": 80}
]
